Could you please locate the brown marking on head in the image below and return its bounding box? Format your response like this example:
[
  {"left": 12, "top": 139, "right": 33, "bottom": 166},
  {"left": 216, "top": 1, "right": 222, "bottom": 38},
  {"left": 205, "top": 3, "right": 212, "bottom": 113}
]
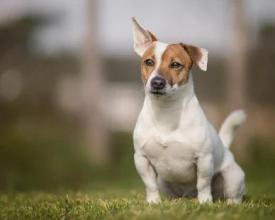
[
  {"left": 140, "top": 42, "right": 208, "bottom": 87},
  {"left": 133, "top": 18, "right": 208, "bottom": 91},
  {"left": 158, "top": 44, "right": 193, "bottom": 86},
  {"left": 180, "top": 43, "right": 205, "bottom": 69},
  {"left": 140, "top": 42, "right": 157, "bottom": 83}
]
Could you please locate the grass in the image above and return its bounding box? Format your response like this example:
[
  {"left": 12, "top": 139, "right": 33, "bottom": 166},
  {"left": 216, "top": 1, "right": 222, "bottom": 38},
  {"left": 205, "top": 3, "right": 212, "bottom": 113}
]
[
  {"left": 0, "top": 189, "right": 274, "bottom": 220},
  {"left": 0, "top": 129, "right": 275, "bottom": 219},
  {"left": 1, "top": 168, "right": 275, "bottom": 220}
]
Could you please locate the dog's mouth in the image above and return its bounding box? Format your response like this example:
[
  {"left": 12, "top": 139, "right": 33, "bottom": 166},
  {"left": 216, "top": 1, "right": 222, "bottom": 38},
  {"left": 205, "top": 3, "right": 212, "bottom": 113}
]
[{"left": 150, "top": 90, "right": 166, "bottom": 95}]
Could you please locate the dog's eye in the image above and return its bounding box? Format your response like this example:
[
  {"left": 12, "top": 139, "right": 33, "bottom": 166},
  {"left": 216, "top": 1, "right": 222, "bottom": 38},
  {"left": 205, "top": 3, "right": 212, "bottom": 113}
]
[
  {"left": 170, "top": 62, "right": 183, "bottom": 69},
  {"left": 144, "top": 59, "right": 155, "bottom": 66}
]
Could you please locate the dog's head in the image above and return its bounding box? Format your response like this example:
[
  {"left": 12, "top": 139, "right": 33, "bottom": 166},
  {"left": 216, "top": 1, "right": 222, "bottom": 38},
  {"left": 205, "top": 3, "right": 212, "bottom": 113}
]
[{"left": 132, "top": 18, "right": 208, "bottom": 96}]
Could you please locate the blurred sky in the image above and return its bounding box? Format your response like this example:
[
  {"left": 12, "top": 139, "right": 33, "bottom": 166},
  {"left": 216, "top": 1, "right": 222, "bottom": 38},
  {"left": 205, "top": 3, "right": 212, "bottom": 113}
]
[{"left": 1, "top": 0, "right": 275, "bottom": 56}]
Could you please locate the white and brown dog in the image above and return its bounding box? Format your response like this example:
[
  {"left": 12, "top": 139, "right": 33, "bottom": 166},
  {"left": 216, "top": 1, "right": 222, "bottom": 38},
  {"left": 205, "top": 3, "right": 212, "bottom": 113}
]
[{"left": 132, "top": 18, "right": 246, "bottom": 204}]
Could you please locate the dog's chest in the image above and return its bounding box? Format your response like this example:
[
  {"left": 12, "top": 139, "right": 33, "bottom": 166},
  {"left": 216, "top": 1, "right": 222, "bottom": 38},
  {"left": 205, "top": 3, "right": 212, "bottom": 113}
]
[{"left": 142, "top": 131, "right": 197, "bottom": 183}]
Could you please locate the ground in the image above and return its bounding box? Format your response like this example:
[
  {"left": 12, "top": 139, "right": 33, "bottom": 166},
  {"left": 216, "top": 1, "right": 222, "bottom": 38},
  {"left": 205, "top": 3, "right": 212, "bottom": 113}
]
[
  {"left": 0, "top": 132, "right": 275, "bottom": 219},
  {"left": 0, "top": 191, "right": 274, "bottom": 220},
  {"left": 0, "top": 176, "right": 275, "bottom": 220}
]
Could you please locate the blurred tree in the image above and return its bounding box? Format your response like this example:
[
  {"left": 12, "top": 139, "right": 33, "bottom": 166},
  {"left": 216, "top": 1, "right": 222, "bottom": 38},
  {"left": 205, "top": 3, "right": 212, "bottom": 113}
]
[
  {"left": 249, "top": 24, "right": 275, "bottom": 106},
  {"left": 226, "top": 0, "right": 248, "bottom": 109},
  {"left": 226, "top": 0, "right": 249, "bottom": 159},
  {"left": 79, "top": 0, "right": 110, "bottom": 164}
]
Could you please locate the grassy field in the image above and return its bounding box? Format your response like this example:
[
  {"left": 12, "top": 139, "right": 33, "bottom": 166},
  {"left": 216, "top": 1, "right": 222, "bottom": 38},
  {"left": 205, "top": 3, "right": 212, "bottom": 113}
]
[
  {"left": 0, "top": 130, "right": 275, "bottom": 219},
  {"left": 0, "top": 188, "right": 274, "bottom": 220},
  {"left": 1, "top": 165, "right": 275, "bottom": 220}
]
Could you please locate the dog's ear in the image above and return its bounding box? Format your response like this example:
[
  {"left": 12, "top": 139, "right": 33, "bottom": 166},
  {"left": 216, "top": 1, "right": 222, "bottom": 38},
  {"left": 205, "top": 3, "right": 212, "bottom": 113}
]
[
  {"left": 180, "top": 43, "right": 208, "bottom": 71},
  {"left": 132, "top": 17, "right": 157, "bottom": 56}
]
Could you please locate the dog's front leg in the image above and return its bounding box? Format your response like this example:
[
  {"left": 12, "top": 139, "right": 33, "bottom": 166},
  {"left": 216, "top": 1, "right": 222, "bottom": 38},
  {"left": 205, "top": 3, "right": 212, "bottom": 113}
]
[
  {"left": 134, "top": 152, "right": 161, "bottom": 203},
  {"left": 196, "top": 153, "right": 214, "bottom": 203}
]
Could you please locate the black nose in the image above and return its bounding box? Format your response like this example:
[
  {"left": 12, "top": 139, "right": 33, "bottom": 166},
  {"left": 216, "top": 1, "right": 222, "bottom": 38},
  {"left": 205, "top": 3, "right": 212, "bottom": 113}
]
[{"left": 151, "top": 76, "right": 166, "bottom": 90}]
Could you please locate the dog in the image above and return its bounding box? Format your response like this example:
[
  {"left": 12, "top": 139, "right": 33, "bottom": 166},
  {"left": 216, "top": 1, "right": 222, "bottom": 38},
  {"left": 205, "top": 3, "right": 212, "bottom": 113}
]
[{"left": 131, "top": 18, "right": 246, "bottom": 204}]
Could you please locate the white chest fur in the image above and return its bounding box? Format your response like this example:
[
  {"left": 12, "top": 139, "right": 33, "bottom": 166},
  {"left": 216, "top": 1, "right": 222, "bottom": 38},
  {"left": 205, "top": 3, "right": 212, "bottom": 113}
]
[
  {"left": 133, "top": 80, "right": 214, "bottom": 184},
  {"left": 141, "top": 129, "right": 198, "bottom": 183}
]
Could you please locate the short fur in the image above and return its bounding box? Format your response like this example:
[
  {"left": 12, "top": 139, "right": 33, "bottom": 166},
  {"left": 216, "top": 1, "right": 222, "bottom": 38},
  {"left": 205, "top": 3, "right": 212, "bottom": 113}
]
[{"left": 132, "top": 18, "right": 246, "bottom": 204}]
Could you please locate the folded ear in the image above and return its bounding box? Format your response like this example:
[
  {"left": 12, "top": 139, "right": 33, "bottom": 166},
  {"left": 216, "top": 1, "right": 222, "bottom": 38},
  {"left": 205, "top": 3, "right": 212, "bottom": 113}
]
[
  {"left": 180, "top": 43, "right": 208, "bottom": 71},
  {"left": 132, "top": 17, "right": 157, "bottom": 56}
]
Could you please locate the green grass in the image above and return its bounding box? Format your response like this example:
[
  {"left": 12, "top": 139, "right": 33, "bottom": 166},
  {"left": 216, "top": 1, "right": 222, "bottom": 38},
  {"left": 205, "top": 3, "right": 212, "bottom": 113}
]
[
  {"left": 1, "top": 162, "right": 275, "bottom": 220},
  {"left": 1, "top": 128, "right": 275, "bottom": 219},
  {"left": 0, "top": 189, "right": 274, "bottom": 220},
  {"left": 1, "top": 168, "right": 275, "bottom": 220}
]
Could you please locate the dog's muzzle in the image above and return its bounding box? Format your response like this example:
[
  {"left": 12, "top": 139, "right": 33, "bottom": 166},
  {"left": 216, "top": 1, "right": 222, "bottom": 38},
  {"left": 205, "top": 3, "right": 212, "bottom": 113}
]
[{"left": 150, "top": 76, "right": 166, "bottom": 95}]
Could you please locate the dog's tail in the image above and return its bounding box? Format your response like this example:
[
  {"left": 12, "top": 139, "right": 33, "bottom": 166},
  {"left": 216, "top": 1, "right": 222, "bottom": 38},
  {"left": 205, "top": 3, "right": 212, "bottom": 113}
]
[{"left": 219, "top": 110, "right": 247, "bottom": 149}]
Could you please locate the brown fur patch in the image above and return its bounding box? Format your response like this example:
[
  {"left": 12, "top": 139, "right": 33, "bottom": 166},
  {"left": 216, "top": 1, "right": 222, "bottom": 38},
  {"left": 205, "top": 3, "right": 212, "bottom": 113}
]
[
  {"left": 180, "top": 43, "right": 203, "bottom": 68},
  {"left": 159, "top": 44, "right": 193, "bottom": 85},
  {"left": 140, "top": 43, "right": 157, "bottom": 83}
]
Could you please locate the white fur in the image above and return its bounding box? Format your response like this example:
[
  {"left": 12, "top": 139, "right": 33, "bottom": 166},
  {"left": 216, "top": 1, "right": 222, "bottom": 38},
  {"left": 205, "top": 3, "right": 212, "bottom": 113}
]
[
  {"left": 132, "top": 17, "right": 154, "bottom": 56},
  {"left": 219, "top": 110, "right": 247, "bottom": 148},
  {"left": 154, "top": 42, "right": 168, "bottom": 64},
  {"left": 198, "top": 48, "right": 208, "bottom": 71},
  {"left": 144, "top": 42, "right": 168, "bottom": 93},
  {"left": 133, "top": 45, "right": 246, "bottom": 205},
  {"left": 131, "top": 18, "right": 246, "bottom": 204}
]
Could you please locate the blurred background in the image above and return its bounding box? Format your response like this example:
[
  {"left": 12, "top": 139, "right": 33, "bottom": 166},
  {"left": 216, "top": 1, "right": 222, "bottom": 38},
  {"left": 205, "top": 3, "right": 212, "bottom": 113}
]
[{"left": 0, "top": 0, "right": 274, "bottom": 194}]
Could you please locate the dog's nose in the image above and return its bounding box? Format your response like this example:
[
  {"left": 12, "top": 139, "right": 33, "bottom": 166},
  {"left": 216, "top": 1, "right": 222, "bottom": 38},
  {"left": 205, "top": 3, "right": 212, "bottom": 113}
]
[{"left": 151, "top": 76, "right": 166, "bottom": 90}]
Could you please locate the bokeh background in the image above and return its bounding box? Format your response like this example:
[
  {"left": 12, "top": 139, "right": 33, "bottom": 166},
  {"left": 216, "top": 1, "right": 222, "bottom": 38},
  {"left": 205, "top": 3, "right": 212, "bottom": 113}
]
[{"left": 0, "top": 0, "right": 274, "bottom": 195}]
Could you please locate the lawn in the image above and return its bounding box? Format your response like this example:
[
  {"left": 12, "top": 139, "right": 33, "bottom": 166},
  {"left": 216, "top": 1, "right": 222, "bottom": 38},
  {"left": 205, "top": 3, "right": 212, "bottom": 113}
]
[
  {"left": 1, "top": 167, "right": 275, "bottom": 220},
  {"left": 0, "top": 131, "right": 275, "bottom": 219},
  {"left": 0, "top": 188, "right": 274, "bottom": 220}
]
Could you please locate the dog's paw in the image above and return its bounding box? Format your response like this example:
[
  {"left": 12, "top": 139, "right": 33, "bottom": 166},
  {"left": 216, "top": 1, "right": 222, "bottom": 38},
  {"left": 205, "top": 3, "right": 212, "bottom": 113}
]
[
  {"left": 198, "top": 193, "right": 213, "bottom": 204},
  {"left": 146, "top": 193, "right": 161, "bottom": 204}
]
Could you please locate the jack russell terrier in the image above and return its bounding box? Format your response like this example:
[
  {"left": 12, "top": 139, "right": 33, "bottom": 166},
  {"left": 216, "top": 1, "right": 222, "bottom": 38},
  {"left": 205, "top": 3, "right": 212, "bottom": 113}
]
[{"left": 132, "top": 18, "right": 246, "bottom": 204}]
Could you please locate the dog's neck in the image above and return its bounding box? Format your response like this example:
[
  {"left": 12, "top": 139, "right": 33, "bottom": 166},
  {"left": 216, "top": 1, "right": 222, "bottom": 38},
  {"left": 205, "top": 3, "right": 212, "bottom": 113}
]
[{"left": 145, "top": 74, "right": 195, "bottom": 131}]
